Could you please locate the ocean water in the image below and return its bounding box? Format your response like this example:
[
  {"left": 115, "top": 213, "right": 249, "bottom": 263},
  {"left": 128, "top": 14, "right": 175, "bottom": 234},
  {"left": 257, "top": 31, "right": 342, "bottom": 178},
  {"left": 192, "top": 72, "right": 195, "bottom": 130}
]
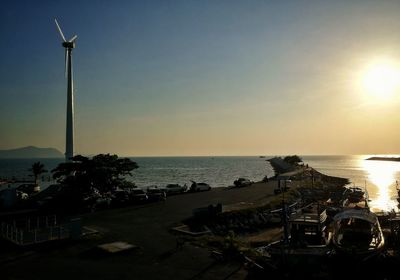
[
  {"left": 1, "top": 155, "right": 400, "bottom": 212},
  {"left": 129, "top": 157, "right": 273, "bottom": 188},
  {"left": 303, "top": 155, "right": 400, "bottom": 212},
  {"left": 0, "top": 157, "right": 274, "bottom": 189}
]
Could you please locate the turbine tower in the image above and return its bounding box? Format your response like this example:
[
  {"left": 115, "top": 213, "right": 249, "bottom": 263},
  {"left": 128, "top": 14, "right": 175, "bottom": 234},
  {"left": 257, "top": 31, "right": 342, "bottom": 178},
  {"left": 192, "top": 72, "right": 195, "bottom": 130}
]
[{"left": 54, "top": 19, "right": 77, "bottom": 162}]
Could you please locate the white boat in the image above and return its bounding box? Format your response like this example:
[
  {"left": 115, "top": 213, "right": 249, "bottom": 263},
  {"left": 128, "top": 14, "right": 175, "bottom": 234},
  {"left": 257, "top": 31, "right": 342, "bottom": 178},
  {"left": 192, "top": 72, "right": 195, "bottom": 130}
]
[{"left": 332, "top": 208, "right": 384, "bottom": 257}]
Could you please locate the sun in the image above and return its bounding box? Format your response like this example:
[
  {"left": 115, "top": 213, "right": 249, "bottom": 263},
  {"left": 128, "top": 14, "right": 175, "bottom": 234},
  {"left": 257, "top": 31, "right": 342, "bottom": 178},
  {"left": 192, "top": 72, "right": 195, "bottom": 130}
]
[{"left": 361, "top": 59, "right": 400, "bottom": 100}]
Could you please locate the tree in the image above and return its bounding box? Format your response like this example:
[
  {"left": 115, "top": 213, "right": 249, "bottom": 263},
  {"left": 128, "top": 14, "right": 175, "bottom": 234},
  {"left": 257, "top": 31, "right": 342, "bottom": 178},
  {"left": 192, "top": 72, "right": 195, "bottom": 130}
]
[
  {"left": 52, "top": 154, "right": 139, "bottom": 195},
  {"left": 283, "top": 155, "right": 302, "bottom": 166},
  {"left": 29, "top": 161, "right": 47, "bottom": 192}
]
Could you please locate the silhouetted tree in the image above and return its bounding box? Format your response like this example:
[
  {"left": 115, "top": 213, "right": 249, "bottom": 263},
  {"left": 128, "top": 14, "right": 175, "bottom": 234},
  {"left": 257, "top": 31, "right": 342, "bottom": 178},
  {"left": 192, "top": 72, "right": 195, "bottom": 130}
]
[
  {"left": 283, "top": 155, "right": 302, "bottom": 165},
  {"left": 52, "top": 154, "right": 138, "bottom": 195},
  {"left": 29, "top": 161, "right": 47, "bottom": 192}
]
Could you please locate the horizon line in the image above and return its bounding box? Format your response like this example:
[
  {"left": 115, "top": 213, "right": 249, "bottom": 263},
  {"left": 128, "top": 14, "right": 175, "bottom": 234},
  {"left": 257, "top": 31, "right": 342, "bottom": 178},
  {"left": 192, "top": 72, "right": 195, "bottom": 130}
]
[{"left": 2, "top": 153, "right": 398, "bottom": 159}]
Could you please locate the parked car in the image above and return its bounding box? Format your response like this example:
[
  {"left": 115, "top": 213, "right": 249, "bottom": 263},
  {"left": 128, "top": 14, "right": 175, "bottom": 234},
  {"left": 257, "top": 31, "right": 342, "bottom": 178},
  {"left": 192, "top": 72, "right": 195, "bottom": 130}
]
[
  {"left": 146, "top": 187, "right": 166, "bottom": 202},
  {"left": 190, "top": 181, "right": 211, "bottom": 192},
  {"left": 93, "top": 196, "right": 112, "bottom": 210},
  {"left": 233, "top": 178, "right": 252, "bottom": 187},
  {"left": 164, "top": 184, "right": 187, "bottom": 195},
  {"left": 111, "top": 189, "right": 130, "bottom": 207},
  {"left": 129, "top": 188, "right": 148, "bottom": 203}
]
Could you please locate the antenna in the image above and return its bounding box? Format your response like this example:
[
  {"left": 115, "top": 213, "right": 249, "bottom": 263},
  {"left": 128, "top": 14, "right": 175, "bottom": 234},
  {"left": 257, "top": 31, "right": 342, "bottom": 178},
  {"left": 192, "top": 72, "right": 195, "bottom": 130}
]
[{"left": 364, "top": 180, "right": 370, "bottom": 209}]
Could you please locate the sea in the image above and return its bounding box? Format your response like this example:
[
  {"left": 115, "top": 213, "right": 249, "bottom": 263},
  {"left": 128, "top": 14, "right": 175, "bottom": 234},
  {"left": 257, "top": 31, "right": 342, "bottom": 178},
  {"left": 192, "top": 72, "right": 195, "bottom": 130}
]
[{"left": 1, "top": 155, "right": 400, "bottom": 212}]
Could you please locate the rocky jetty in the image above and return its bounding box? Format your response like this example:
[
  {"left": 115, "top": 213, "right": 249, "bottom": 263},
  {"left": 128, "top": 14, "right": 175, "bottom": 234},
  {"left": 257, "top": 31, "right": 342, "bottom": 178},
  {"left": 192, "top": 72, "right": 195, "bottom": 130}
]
[{"left": 366, "top": 156, "right": 400, "bottom": 162}]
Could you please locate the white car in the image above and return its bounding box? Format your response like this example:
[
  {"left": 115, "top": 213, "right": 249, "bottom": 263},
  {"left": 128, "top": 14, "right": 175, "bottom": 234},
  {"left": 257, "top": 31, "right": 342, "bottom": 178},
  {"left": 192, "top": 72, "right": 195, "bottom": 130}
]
[
  {"left": 164, "top": 184, "right": 187, "bottom": 195},
  {"left": 190, "top": 181, "right": 211, "bottom": 192},
  {"left": 233, "top": 178, "right": 252, "bottom": 187}
]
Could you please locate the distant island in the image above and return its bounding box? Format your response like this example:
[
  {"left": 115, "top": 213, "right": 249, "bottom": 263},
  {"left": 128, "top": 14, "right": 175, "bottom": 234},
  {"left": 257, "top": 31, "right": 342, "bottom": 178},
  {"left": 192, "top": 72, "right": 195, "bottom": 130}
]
[
  {"left": 0, "top": 146, "right": 63, "bottom": 158},
  {"left": 366, "top": 156, "right": 400, "bottom": 162}
]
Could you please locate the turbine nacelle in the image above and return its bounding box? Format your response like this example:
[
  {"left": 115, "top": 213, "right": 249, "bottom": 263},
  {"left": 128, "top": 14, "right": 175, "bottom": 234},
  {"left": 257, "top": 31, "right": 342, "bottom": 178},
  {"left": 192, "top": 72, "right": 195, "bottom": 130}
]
[
  {"left": 55, "top": 18, "right": 78, "bottom": 77},
  {"left": 62, "top": 41, "right": 75, "bottom": 49}
]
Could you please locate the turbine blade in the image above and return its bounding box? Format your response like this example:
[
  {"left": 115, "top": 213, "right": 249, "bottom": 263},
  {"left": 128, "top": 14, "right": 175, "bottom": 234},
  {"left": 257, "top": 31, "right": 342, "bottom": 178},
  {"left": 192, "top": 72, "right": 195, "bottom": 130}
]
[
  {"left": 69, "top": 35, "right": 78, "bottom": 42},
  {"left": 54, "top": 18, "right": 66, "bottom": 42},
  {"left": 64, "top": 49, "right": 68, "bottom": 78}
]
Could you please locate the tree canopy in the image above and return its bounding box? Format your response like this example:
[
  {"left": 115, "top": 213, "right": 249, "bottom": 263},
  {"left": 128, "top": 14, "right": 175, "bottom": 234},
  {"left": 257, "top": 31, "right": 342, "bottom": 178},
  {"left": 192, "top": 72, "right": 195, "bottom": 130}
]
[
  {"left": 283, "top": 155, "right": 302, "bottom": 165},
  {"left": 52, "top": 154, "right": 138, "bottom": 194}
]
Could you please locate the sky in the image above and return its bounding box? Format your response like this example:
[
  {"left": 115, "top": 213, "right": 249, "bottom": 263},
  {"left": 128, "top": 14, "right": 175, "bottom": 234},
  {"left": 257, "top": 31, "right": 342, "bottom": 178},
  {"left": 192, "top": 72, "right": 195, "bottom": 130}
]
[{"left": 1, "top": 0, "right": 400, "bottom": 156}]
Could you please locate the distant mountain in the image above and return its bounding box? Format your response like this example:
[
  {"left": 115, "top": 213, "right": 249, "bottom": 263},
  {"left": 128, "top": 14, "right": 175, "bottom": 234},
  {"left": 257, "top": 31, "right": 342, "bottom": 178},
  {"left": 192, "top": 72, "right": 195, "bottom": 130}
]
[{"left": 0, "top": 146, "right": 63, "bottom": 158}]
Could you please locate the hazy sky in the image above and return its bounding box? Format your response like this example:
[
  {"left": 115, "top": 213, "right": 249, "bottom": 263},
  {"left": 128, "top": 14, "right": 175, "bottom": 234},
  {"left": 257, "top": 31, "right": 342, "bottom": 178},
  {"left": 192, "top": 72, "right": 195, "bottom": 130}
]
[{"left": 1, "top": 0, "right": 400, "bottom": 156}]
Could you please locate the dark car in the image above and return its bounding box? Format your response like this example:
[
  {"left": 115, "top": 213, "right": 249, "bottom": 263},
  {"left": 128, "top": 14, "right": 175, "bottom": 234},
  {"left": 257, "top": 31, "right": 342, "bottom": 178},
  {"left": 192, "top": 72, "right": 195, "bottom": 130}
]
[
  {"left": 129, "top": 188, "right": 148, "bottom": 203},
  {"left": 111, "top": 190, "right": 130, "bottom": 207},
  {"left": 146, "top": 187, "right": 166, "bottom": 202}
]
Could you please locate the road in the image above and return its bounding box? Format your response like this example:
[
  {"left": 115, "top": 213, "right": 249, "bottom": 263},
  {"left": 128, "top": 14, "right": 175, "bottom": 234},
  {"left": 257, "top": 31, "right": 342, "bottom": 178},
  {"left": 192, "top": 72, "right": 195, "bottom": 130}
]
[{"left": 1, "top": 181, "right": 280, "bottom": 280}]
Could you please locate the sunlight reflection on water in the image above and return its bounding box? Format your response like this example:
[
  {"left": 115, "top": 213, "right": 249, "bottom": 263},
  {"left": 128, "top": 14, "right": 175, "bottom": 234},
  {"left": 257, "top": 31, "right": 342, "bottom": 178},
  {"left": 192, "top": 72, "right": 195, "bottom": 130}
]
[
  {"left": 302, "top": 155, "right": 400, "bottom": 213},
  {"left": 360, "top": 157, "right": 400, "bottom": 212}
]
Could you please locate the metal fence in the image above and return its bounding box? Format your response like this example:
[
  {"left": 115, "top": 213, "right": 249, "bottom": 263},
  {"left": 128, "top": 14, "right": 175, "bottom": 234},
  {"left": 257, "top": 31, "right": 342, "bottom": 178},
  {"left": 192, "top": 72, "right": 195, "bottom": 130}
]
[{"left": 0, "top": 215, "right": 71, "bottom": 245}]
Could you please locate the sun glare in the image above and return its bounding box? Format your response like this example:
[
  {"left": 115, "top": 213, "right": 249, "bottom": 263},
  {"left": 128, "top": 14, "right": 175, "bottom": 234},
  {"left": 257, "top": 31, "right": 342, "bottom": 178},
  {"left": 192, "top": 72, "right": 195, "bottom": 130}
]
[
  {"left": 361, "top": 59, "right": 400, "bottom": 100},
  {"left": 361, "top": 158, "right": 399, "bottom": 212}
]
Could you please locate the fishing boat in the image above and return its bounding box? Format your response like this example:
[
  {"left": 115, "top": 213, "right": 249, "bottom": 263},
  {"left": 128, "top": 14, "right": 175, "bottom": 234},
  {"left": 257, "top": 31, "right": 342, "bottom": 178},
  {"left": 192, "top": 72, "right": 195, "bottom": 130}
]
[
  {"left": 342, "top": 186, "right": 364, "bottom": 203},
  {"left": 266, "top": 203, "right": 332, "bottom": 265},
  {"left": 332, "top": 208, "right": 384, "bottom": 258}
]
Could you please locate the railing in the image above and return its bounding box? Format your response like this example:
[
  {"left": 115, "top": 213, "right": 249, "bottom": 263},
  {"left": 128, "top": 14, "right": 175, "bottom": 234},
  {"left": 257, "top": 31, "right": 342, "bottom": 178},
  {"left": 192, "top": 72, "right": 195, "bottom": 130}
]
[{"left": 0, "top": 215, "right": 70, "bottom": 246}]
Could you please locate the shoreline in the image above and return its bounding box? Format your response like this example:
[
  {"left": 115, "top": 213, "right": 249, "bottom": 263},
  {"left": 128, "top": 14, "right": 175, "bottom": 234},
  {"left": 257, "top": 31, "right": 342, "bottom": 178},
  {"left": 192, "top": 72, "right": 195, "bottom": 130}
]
[
  {"left": 0, "top": 162, "right": 353, "bottom": 279},
  {"left": 1, "top": 157, "right": 396, "bottom": 280}
]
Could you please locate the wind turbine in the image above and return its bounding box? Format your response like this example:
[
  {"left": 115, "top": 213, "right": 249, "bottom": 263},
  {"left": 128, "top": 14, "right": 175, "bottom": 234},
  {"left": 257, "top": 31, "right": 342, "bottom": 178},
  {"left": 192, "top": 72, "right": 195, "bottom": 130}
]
[{"left": 54, "top": 18, "right": 77, "bottom": 162}]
